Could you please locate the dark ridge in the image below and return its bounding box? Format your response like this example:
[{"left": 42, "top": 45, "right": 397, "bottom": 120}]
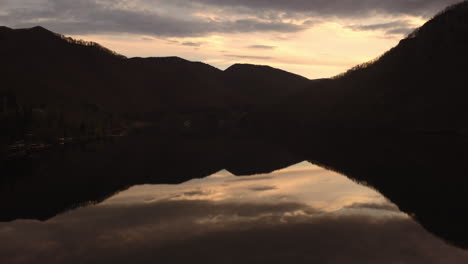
[
  {"left": 408, "top": 0, "right": 468, "bottom": 39},
  {"left": 142, "top": 56, "right": 190, "bottom": 63},
  {"left": 286, "top": 0, "right": 468, "bottom": 134},
  {"left": 337, "top": 0, "right": 468, "bottom": 79},
  {"left": 29, "top": 25, "right": 52, "bottom": 33},
  {"left": 225, "top": 63, "right": 309, "bottom": 81},
  {"left": 0, "top": 26, "right": 12, "bottom": 33},
  {"left": 0, "top": 25, "right": 310, "bottom": 115},
  {"left": 223, "top": 63, "right": 312, "bottom": 105},
  {"left": 129, "top": 56, "right": 222, "bottom": 73}
]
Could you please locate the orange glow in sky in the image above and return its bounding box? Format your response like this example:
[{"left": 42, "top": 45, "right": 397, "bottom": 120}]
[{"left": 69, "top": 16, "right": 427, "bottom": 79}]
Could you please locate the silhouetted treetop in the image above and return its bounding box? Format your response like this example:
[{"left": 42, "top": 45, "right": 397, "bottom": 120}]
[
  {"left": 225, "top": 64, "right": 308, "bottom": 81},
  {"left": 57, "top": 34, "right": 126, "bottom": 59},
  {"left": 0, "top": 26, "right": 126, "bottom": 59}
]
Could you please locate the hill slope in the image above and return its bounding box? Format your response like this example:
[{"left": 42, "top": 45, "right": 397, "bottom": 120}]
[
  {"left": 0, "top": 26, "right": 230, "bottom": 113},
  {"left": 287, "top": 1, "right": 468, "bottom": 133},
  {"left": 0, "top": 26, "right": 312, "bottom": 114}
]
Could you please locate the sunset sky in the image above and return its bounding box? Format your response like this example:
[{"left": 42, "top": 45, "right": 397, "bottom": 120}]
[{"left": 0, "top": 0, "right": 461, "bottom": 78}]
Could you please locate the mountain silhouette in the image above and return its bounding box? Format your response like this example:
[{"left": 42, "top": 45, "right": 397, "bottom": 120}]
[
  {"left": 0, "top": 26, "right": 223, "bottom": 113},
  {"left": 284, "top": 1, "right": 468, "bottom": 133},
  {"left": 0, "top": 26, "right": 311, "bottom": 114},
  {"left": 224, "top": 64, "right": 311, "bottom": 106}
]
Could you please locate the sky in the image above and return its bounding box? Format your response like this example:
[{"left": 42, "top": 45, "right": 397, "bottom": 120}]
[{"left": 0, "top": 0, "right": 462, "bottom": 78}]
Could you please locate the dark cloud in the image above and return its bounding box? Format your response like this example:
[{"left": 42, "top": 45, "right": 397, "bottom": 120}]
[
  {"left": 0, "top": 0, "right": 307, "bottom": 37},
  {"left": 347, "top": 20, "right": 417, "bottom": 35},
  {"left": 176, "top": 0, "right": 460, "bottom": 17},
  {"left": 181, "top": 41, "right": 202, "bottom": 47},
  {"left": 180, "top": 190, "right": 212, "bottom": 197},
  {"left": 386, "top": 27, "right": 416, "bottom": 35},
  {"left": 248, "top": 45, "right": 276, "bottom": 49},
  {"left": 182, "top": 190, "right": 206, "bottom": 196},
  {"left": 229, "top": 176, "right": 274, "bottom": 182},
  {"left": 248, "top": 185, "right": 277, "bottom": 192},
  {"left": 1, "top": 0, "right": 457, "bottom": 38},
  {"left": 344, "top": 202, "right": 400, "bottom": 212},
  {"left": 225, "top": 18, "right": 305, "bottom": 33},
  {"left": 1, "top": 199, "right": 467, "bottom": 264}
]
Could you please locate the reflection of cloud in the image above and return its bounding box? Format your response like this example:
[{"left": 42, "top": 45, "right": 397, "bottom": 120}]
[
  {"left": 1, "top": 199, "right": 467, "bottom": 264},
  {"left": 106, "top": 161, "right": 386, "bottom": 211},
  {"left": 248, "top": 186, "right": 277, "bottom": 192},
  {"left": 345, "top": 202, "right": 400, "bottom": 212},
  {"left": 229, "top": 176, "right": 274, "bottom": 182},
  {"left": 171, "top": 190, "right": 215, "bottom": 199},
  {"left": 182, "top": 190, "right": 209, "bottom": 196}
]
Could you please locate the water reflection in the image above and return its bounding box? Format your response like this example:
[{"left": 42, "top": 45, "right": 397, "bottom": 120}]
[
  {"left": 105, "top": 162, "right": 390, "bottom": 214},
  {"left": 1, "top": 162, "right": 467, "bottom": 264}
]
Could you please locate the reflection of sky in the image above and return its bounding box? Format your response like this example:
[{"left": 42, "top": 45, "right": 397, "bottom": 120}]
[
  {"left": 1, "top": 162, "right": 468, "bottom": 263},
  {"left": 104, "top": 161, "right": 392, "bottom": 214}
]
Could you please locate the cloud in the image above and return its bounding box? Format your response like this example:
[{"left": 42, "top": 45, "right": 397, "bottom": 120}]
[
  {"left": 248, "top": 185, "right": 277, "bottom": 192},
  {"left": 181, "top": 41, "right": 202, "bottom": 47},
  {"left": 0, "top": 0, "right": 308, "bottom": 37},
  {"left": 181, "top": 190, "right": 208, "bottom": 196},
  {"left": 225, "top": 54, "right": 274, "bottom": 60},
  {"left": 1, "top": 199, "right": 467, "bottom": 264},
  {"left": 172, "top": 0, "right": 460, "bottom": 17},
  {"left": 1, "top": 0, "right": 458, "bottom": 38},
  {"left": 386, "top": 27, "right": 415, "bottom": 35},
  {"left": 248, "top": 45, "right": 276, "bottom": 50},
  {"left": 346, "top": 20, "right": 417, "bottom": 35},
  {"left": 169, "top": 190, "right": 214, "bottom": 198},
  {"left": 229, "top": 176, "right": 275, "bottom": 182},
  {"left": 344, "top": 202, "right": 400, "bottom": 212}
]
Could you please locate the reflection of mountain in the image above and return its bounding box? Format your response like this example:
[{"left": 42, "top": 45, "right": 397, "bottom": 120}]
[
  {"left": 3, "top": 0, "right": 468, "bottom": 251},
  {"left": 0, "top": 129, "right": 302, "bottom": 221}
]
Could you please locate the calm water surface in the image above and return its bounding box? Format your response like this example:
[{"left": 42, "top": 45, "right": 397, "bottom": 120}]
[{"left": 1, "top": 162, "right": 467, "bottom": 263}]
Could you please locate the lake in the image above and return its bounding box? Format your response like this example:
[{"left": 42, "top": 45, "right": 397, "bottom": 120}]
[{"left": 1, "top": 161, "right": 467, "bottom": 264}]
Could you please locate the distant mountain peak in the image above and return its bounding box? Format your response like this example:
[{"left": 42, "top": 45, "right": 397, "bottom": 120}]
[
  {"left": 225, "top": 63, "right": 274, "bottom": 71},
  {"left": 30, "top": 25, "right": 48, "bottom": 31},
  {"left": 225, "top": 63, "right": 309, "bottom": 81},
  {"left": 146, "top": 56, "right": 189, "bottom": 63},
  {"left": 23, "top": 25, "right": 55, "bottom": 36}
]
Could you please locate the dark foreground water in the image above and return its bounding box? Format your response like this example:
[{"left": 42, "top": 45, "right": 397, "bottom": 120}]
[{"left": 1, "top": 161, "right": 467, "bottom": 264}]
